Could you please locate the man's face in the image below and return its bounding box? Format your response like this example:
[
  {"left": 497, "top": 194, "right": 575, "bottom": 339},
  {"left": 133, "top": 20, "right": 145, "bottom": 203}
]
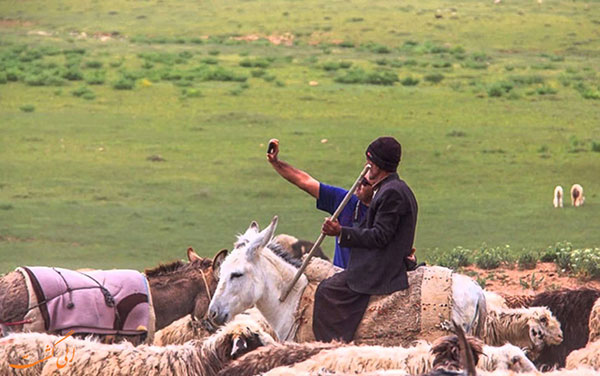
[
  {"left": 356, "top": 177, "right": 374, "bottom": 205},
  {"left": 366, "top": 157, "right": 382, "bottom": 181}
]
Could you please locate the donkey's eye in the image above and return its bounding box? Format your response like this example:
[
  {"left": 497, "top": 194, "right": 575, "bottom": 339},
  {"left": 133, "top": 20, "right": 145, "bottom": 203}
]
[
  {"left": 540, "top": 317, "right": 548, "bottom": 324},
  {"left": 230, "top": 272, "right": 243, "bottom": 280}
]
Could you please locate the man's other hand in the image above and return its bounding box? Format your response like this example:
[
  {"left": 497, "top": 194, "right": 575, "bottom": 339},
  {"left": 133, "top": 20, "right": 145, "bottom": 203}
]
[
  {"left": 322, "top": 218, "right": 341, "bottom": 236},
  {"left": 267, "top": 138, "right": 279, "bottom": 163}
]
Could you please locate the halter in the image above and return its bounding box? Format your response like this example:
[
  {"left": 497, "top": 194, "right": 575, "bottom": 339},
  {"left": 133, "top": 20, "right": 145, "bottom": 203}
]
[{"left": 199, "top": 268, "right": 212, "bottom": 303}]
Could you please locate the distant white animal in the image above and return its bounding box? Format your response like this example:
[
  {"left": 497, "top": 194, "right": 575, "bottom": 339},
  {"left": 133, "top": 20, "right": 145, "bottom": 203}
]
[
  {"left": 570, "top": 184, "right": 585, "bottom": 207},
  {"left": 554, "top": 185, "right": 563, "bottom": 208}
]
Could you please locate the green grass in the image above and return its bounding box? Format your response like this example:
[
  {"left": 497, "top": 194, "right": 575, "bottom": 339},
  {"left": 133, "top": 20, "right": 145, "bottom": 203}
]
[{"left": 0, "top": 0, "right": 599, "bottom": 273}]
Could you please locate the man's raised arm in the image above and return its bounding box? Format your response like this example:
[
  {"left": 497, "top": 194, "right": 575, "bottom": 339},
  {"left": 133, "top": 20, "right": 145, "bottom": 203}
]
[{"left": 267, "top": 138, "right": 320, "bottom": 198}]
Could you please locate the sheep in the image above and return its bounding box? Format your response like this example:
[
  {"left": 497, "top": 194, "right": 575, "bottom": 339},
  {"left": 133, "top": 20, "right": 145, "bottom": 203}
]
[
  {"left": 481, "top": 306, "right": 562, "bottom": 360},
  {"left": 588, "top": 297, "right": 600, "bottom": 343},
  {"left": 0, "top": 313, "right": 276, "bottom": 376},
  {"left": 528, "top": 288, "right": 600, "bottom": 369},
  {"left": 230, "top": 336, "right": 533, "bottom": 376},
  {"left": 153, "top": 315, "right": 213, "bottom": 346},
  {"left": 554, "top": 185, "right": 564, "bottom": 208},
  {"left": 483, "top": 291, "right": 509, "bottom": 311},
  {"left": 154, "top": 307, "right": 276, "bottom": 346},
  {"left": 565, "top": 339, "right": 600, "bottom": 370},
  {"left": 570, "top": 184, "right": 585, "bottom": 207}
]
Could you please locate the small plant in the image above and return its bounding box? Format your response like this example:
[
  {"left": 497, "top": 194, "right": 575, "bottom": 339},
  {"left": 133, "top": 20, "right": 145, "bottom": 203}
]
[
  {"left": 84, "top": 60, "right": 103, "bottom": 69},
  {"left": 569, "top": 248, "right": 600, "bottom": 279},
  {"left": 434, "top": 246, "right": 473, "bottom": 270},
  {"left": 71, "top": 86, "right": 96, "bottom": 100},
  {"left": 446, "top": 130, "right": 466, "bottom": 137},
  {"left": 519, "top": 273, "right": 544, "bottom": 291},
  {"left": 592, "top": 141, "right": 600, "bottom": 153},
  {"left": 20, "top": 104, "right": 35, "bottom": 112},
  {"left": 518, "top": 251, "right": 538, "bottom": 270},
  {"left": 475, "top": 245, "right": 512, "bottom": 270}
]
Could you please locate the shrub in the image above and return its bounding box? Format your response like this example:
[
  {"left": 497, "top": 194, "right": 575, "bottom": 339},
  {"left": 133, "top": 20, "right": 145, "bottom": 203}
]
[
  {"left": 20, "top": 104, "right": 35, "bottom": 112},
  {"left": 424, "top": 73, "right": 444, "bottom": 83},
  {"left": 201, "top": 67, "right": 247, "bottom": 82},
  {"left": 85, "top": 71, "right": 106, "bottom": 85},
  {"left": 541, "top": 241, "right": 572, "bottom": 269},
  {"left": 518, "top": 251, "right": 538, "bottom": 270},
  {"left": 487, "top": 81, "right": 513, "bottom": 97},
  {"left": 201, "top": 57, "right": 219, "bottom": 65},
  {"left": 475, "top": 245, "right": 512, "bottom": 270},
  {"left": 112, "top": 77, "right": 135, "bottom": 90},
  {"left": 62, "top": 68, "right": 83, "bottom": 81},
  {"left": 335, "top": 68, "right": 398, "bottom": 86},
  {"left": 434, "top": 246, "right": 473, "bottom": 269},
  {"left": 251, "top": 69, "right": 266, "bottom": 78},
  {"left": 71, "top": 85, "right": 95, "bottom": 99},
  {"left": 569, "top": 248, "right": 600, "bottom": 279},
  {"left": 400, "top": 76, "right": 419, "bottom": 86},
  {"left": 339, "top": 41, "right": 355, "bottom": 48},
  {"left": 181, "top": 88, "right": 202, "bottom": 98},
  {"left": 592, "top": 141, "right": 600, "bottom": 153},
  {"left": 509, "top": 75, "right": 544, "bottom": 85},
  {"left": 536, "top": 86, "right": 557, "bottom": 95},
  {"left": 432, "top": 61, "right": 452, "bottom": 68},
  {"left": 84, "top": 60, "right": 103, "bottom": 69},
  {"left": 0, "top": 72, "right": 6, "bottom": 84}
]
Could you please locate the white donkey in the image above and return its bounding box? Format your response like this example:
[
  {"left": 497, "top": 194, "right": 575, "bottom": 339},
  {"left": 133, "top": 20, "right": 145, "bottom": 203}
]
[{"left": 208, "top": 217, "right": 487, "bottom": 345}]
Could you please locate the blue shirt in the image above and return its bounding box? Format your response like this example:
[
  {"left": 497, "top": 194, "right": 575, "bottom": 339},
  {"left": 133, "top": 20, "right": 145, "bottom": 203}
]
[{"left": 316, "top": 183, "right": 368, "bottom": 269}]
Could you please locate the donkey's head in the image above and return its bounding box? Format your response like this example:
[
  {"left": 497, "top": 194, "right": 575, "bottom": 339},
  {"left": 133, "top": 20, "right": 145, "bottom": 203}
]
[{"left": 208, "top": 216, "right": 278, "bottom": 326}]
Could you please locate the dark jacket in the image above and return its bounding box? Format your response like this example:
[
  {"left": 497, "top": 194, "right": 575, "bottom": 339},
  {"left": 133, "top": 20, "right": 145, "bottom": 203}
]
[{"left": 338, "top": 173, "right": 418, "bottom": 295}]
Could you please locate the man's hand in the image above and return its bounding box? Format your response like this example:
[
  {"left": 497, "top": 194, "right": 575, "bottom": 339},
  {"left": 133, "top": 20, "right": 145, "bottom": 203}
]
[
  {"left": 322, "top": 218, "right": 341, "bottom": 236},
  {"left": 407, "top": 247, "right": 416, "bottom": 263},
  {"left": 266, "top": 138, "right": 279, "bottom": 164}
]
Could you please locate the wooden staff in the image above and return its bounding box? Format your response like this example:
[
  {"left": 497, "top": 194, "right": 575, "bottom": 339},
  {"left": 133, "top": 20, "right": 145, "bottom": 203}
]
[{"left": 280, "top": 163, "right": 372, "bottom": 301}]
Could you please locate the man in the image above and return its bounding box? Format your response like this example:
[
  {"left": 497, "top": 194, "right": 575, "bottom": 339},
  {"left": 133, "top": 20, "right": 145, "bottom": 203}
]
[
  {"left": 314, "top": 136, "right": 418, "bottom": 343},
  {"left": 266, "top": 138, "right": 371, "bottom": 268}
]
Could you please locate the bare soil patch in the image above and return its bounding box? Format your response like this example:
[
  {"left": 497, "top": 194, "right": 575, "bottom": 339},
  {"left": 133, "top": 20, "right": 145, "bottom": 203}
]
[{"left": 463, "top": 262, "right": 600, "bottom": 296}]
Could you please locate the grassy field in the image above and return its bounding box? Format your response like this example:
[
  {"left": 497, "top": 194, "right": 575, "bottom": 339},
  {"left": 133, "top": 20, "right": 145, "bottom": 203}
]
[{"left": 1, "top": 0, "right": 599, "bottom": 273}]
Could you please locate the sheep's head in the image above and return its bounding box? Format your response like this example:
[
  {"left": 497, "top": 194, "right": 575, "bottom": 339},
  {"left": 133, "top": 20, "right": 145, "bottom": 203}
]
[
  {"left": 527, "top": 307, "right": 563, "bottom": 348},
  {"left": 482, "top": 344, "right": 537, "bottom": 373},
  {"left": 227, "top": 319, "right": 277, "bottom": 359}
]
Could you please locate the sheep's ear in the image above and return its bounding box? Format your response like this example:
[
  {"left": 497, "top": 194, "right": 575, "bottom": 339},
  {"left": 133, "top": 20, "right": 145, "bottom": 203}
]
[
  {"left": 212, "top": 249, "right": 228, "bottom": 277},
  {"left": 247, "top": 216, "right": 278, "bottom": 260},
  {"left": 187, "top": 247, "right": 202, "bottom": 262}
]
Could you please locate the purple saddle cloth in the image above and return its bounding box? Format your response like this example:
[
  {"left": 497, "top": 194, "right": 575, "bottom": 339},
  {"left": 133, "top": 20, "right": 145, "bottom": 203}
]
[{"left": 23, "top": 266, "right": 151, "bottom": 336}]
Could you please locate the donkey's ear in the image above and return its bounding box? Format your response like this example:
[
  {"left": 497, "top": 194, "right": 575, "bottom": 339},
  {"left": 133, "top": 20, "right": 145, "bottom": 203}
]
[
  {"left": 187, "top": 247, "right": 202, "bottom": 262},
  {"left": 247, "top": 216, "right": 278, "bottom": 260},
  {"left": 212, "top": 249, "right": 228, "bottom": 277},
  {"left": 249, "top": 221, "right": 260, "bottom": 232}
]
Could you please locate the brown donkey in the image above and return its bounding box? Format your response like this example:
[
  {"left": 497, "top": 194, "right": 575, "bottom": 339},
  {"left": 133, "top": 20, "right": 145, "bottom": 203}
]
[{"left": 0, "top": 248, "right": 228, "bottom": 344}]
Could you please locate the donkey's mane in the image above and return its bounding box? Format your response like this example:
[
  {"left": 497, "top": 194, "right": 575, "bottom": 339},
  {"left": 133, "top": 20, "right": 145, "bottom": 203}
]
[
  {"left": 144, "top": 257, "right": 212, "bottom": 277},
  {"left": 266, "top": 241, "right": 302, "bottom": 269}
]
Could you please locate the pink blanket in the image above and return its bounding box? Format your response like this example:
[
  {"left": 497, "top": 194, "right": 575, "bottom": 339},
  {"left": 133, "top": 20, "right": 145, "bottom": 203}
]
[{"left": 23, "top": 266, "right": 152, "bottom": 337}]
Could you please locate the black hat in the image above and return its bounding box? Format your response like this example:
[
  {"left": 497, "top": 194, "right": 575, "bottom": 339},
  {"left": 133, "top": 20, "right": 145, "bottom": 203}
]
[{"left": 365, "top": 137, "right": 401, "bottom": 172}]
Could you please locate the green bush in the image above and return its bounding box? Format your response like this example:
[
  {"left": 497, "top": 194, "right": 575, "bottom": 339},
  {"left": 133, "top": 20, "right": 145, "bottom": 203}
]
[
  {"left": 475, "top": 245, "right": 512, "bottom": 270},
  {"left": 518, "top": 251, "right": 538, "bottom": 270},
  {"left": 85, "top": 71, "right": 106, "bottom": 85},
  {"left": 569, "top": 248, "right": 600, "bottom": 279},
  {"left": 201, "top": 67, "right": 247, "bottom": 82},
  {"left": 536, "top": 86, "right": 558, "bottom": 95},
  {"left": 541, "top": 241, "right": 572, "bottom": 269},
  {"left": 112, "top": 77, "right": 135, "bottom": 90},
  {"left": 434, "top": 246, "right": 473, "bottom": 269},
  {"left": 0, "top": 72, "right": 6, "bottom": 84},
  {"left": 400, "top": 76, "right": 419, "bottom": 86},
  {"left": 592, "top": 141, "right": 600, "bottom": 153},
  {"left": 251, "top": 69, "right": 266, "bottom": 78},
  {"left": 20, "top": 104, "right": 35, "bottom": 112},
  {"left": 334, "top": 68, "right": 398, "bottom": 86},
  {"left": 239, "top": 58, "right": 270, "bottom": 68},
  {"left": 84, "top": 60, "right": 103, "bottom": 69},
  {"left": 424, "top": 73, "right": 444, "bottom": 84},
  {"left": 62, "top": 68, "right": 83, "bottom": 81},
  {"left": 487, "top": 81, "right": 513, "bottom": 97},
  {"left": 432, "top": 60, "right": 452, "bottom": 68},
  {"left": 201, "top": 57, "right": 219, "bottom": 65}
]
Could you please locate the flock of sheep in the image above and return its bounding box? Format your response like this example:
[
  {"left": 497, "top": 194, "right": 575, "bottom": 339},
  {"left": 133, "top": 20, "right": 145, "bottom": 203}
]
[{"left": 2, "top": 237, "right": 600, "bottom": 375}]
